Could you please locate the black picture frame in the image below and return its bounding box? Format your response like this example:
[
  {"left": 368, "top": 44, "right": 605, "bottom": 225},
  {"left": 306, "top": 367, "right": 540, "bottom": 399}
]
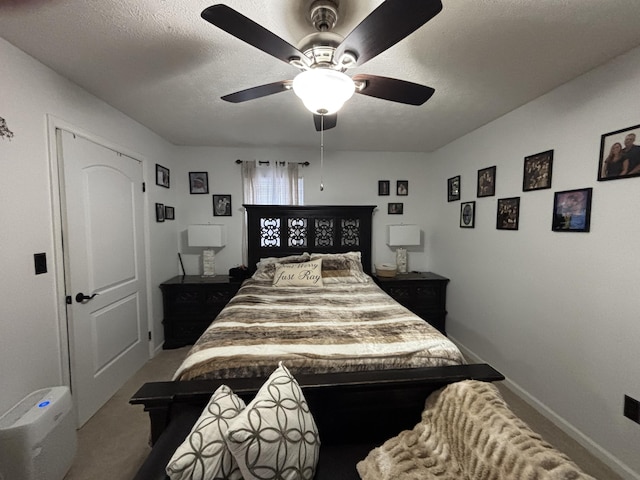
[
  {"left": 447, "top": 175, "right": 461, "bottom": 202},
  {"left": 189, "top": 172, "right": 209, "bottom": 194},
  {"left": 378, "top": 180, "right": 390, "bottom": 196},
  {"left": 397, "top": 180, "right": 408, "bottom": 196},
  {"left": 155, "top": 164, "right": 170, "bottom": 188},
  {"left": 460, "top": 201, "right": 475, "bottom": 228},
  {"left": 496, "top": 197, "right": 520, "bottom": 230},
  {"left": 388, "top": 202, "right": 403, "bottom": 214},
  {"left": 213, "top": 194, "right": 232, "bottom": 216},
  {"left": 552, "top": 188, "right": 593, "bottom": 232},
  {"left": 477, "top": 166, "right": 496, "bottom": 197},
  {"left": 155, "top": 203, "right": 165, "bottom": 222},
  {"left": 597, "top": 123, "right": 640, "bottom": 181},
  {"left": 164, "top": 206, "right": 175, "bottom": 220},
  {"left": 523, "top": 150, "right": 553, "bottom": 191}
]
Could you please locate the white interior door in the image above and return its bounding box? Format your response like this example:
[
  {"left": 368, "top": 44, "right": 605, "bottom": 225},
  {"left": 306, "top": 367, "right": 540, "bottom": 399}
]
[{"left": 58, "top": 129, "right": 148, "bottom": 426}]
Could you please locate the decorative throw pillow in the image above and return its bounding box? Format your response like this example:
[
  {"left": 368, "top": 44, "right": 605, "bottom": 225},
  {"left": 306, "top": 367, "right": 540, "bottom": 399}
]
[
  {"left": 310, "top": 251, "right": 370, "bottom": 284},
  {"left": 252, "top": 253, "right": 311, "bottom": 281},
  {"left": 224, "top": 363, "right": 321, "bottom": 480},
  {"left": 272, "top": 260, "right": 323, "bottom": 287},
  {"left": 166, "top": 385, "right": 246, "bottom": 480}
]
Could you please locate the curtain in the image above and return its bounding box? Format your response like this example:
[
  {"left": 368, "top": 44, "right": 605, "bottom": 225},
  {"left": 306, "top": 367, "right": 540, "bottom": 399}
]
[{"left": 241, "top": 160, "right": 301, "bottom": 265}]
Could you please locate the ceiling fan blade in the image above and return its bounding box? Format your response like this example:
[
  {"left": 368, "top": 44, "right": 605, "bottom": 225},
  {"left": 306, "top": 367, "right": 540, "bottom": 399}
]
[
  {"left": 353, "top": 74, "right": 435, "bottom": 105},
  {"left": 335, "top": 0, "right": 443, "bottom": 67},
  {"left": 201, "top": 4, "right": 309, "bottom": 67},
  {"left": 221, "top": 81, "right": 291, "bottom": 103},
  {"left": 313, "top": 114, "right": 337, "bottom": 131}
]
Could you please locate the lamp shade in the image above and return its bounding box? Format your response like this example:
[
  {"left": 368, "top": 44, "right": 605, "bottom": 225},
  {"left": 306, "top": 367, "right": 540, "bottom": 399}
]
[
  {"left": 187, "top": 225, "right": 226, "bottom": 247},
  {"left": 387, "top": 224, "right": 420, "bottom": 247},
  {"left": 292, "top": 69, "right": 355, "bottom": 115}
]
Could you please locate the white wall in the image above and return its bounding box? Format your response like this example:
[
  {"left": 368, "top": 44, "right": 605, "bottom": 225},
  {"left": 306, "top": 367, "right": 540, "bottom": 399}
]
[
  {"left": 427, "top": 46, "right": 640, "bottom": 479},
  {"left": 0, "top": 38, "right": 178, "bottom": 413}
]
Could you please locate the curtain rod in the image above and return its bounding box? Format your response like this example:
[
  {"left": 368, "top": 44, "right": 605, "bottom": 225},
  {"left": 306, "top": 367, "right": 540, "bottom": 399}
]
[{"left": 235, "top": 159, "right": 310, "bottom": 166}]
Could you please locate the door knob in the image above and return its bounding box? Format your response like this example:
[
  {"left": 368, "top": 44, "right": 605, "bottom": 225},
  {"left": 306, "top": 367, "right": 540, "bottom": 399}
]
[{"left": 76, "top": 292, "right": 98, "bottom": 303}]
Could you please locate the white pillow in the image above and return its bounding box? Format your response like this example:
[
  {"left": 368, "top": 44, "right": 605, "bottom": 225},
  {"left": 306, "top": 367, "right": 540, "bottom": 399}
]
[
  {"left": 272, "top": 260, "right": 323, "bottom": 287},
  {"left": 166, "top": 385, "right": 246, "bottom": 480},
  {"left": 224, "top": 363, "right": 321, "bottom": 480}
]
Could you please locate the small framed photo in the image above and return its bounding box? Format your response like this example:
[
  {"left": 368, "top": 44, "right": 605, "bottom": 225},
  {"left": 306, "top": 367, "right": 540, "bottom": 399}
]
[
  {"left": 388, "top": 202, "right": 403, "bottom": 214},
  {"left": 523, "top": 150, "right": 553, "bottom": 191},
  {"left": 597, "top": 124, "right": 640, "bottom": 181},
  {"left": 552, "top": 188, "right": 593, "bottom": 232},
  {"left": 189, "top": 172, "right": 209, "bottom": 194},
  {"left": 496, "top": 197, "right": 520, "bottom": 230},
  {"left": 213, "top": 194, "right": 232, "bottom": 216},
  {"left": 164, "top": 206, "right": 175, "bottom": 220},
  {"left": 378, "top": 180, "right": 390, "bottom": 196},
  {"left": 155, "top": 164, "right": 170, "bottom": 188},
  {"left": 477, "top": 166, "right": 496, "bottom": 197},
  {"left": 155, "top": 203, "right": 165, "bottom": 222},
  {"left": 460, "top": 201, "right": 475, "bottom": 228},
  {"left": 447, "top": 175, "right": 461, "bottom": 202},
  {"left": 397, "top": 180, "right": 408, "bottom": 196}
]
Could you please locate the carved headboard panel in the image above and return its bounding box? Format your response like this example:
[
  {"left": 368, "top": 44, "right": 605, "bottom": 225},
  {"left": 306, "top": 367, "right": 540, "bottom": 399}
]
[{"left": 244, "top": 205, "right": 376, "bottom": 275}]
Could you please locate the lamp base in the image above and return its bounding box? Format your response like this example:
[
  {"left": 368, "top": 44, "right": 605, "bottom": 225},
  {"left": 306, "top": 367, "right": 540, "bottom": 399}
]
[
  {"left": 396, "top": 248, "right": 408, "bottom": 274},
  {"left": 202, "top": 248, "right": 216, "bottom": 276}
]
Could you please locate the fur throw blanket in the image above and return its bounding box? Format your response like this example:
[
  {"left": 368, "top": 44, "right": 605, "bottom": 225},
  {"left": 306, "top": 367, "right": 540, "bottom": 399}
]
[{"left": 356, "top": 380, "right": 595, "bottom": 480}]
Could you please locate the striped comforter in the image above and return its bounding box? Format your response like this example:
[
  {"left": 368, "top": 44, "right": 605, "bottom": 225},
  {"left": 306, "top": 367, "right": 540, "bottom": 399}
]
[{"left": 173, "top": 277, "right": 465, "bottom": 381}]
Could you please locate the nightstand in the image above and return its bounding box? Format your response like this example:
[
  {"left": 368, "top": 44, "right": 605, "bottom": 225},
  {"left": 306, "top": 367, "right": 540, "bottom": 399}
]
[
  {"left": 159, "top": 275, "right": 242, "bottom": 349},
  {"left": 374, "top": 272, "right": 449, "bottom": 334}
]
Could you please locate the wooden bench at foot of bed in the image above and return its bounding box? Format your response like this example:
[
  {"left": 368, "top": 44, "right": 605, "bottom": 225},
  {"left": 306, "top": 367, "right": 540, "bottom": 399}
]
[{"left": 130, "top": 363, "right": 504, "bottom": 447}]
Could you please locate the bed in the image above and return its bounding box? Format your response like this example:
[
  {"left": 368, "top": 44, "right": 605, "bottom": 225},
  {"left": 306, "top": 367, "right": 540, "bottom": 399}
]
[{"left": 172, "top": 204, "right": 465, "bottom": 382}]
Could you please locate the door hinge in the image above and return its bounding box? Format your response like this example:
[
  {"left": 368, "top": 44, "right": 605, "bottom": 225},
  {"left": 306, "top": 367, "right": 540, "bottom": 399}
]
[
  {"left": 142, "top": 182, "right": 146, "bottom": 192},
  {"left": 66, "top": 296, "right": 72, "bottom": 305},
  {"left": 148, "top": 331, "right": 152, "bottom": 341}
]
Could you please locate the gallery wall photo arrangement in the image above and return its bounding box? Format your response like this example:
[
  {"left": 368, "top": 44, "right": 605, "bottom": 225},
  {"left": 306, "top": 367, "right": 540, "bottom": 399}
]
[
  {"left": 447, "top": 175, "right": 461, "bottom": 202},
  {"left": 523, "top": 150, "right": 553, "bottom": 191},
  {"left": 477, "top": 166, "right": 496, "bottom": 197},
  {"left": 388, "top": 202, "right": 403, "bottom": 214},
  {"left": 459, "top": 201, "right": 475, "bottom": 228},
  {"left": 378, "top": 180, "right": 390, "bottom": 196},
  {"left": 189, "top": 172, "right": 209, "bottom": 194},
  {"left": 155, "top": 164, "right": 170, "bottom": 188},
  {"left": 597, "top": 123, "right": 640, "bottom": 181},
  {"left": 496, "top": 197, "right": 520, "bottom": 230},
  {"left": 213, "top": 194, "right": 232, "bottom": 216},
  {"left": 552, "top": 188, "right": 593, "bottom": 232}
]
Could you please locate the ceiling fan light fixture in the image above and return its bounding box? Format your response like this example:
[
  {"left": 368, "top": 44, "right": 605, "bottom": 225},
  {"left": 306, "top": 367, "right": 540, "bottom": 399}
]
[{"left": 292, "top": 69, "right": 355, "bottom": 115}]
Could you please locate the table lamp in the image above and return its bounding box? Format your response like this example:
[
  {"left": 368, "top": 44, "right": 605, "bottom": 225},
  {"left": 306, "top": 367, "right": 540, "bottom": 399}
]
[
  {"left": 387, "top": 224, "right": 421, "bottom": 273},
  {"left": 187, "top": 224, "right": 226, "bottom": 276}
]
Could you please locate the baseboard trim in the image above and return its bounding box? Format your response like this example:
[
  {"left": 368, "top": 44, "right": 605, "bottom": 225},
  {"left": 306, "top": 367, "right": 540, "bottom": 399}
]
[{"left": 450, "top": 336, "right": 639, "bottom": 480}]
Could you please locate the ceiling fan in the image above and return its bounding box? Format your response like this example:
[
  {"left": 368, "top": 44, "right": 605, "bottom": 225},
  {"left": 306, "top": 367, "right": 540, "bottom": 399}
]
[{"left": 201, "top": 0, "right": 443, "bottom": 132}]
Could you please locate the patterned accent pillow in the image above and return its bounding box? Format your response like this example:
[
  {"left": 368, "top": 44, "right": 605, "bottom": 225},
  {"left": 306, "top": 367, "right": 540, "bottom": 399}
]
[
  {"left": 272, "top": 260, "right": 323, "bottom": 287},
  {"left": 166, "top": 385, "right": 246, "bottom": 480},
  {"left": 225, "top": 363, "right": 321, "bottom": 480},
  {"left": 310, "top": 251, "right": 370, "bottom": 284},
  {"left": 252, "top": 253, "right": 311, "bottom": 281}
]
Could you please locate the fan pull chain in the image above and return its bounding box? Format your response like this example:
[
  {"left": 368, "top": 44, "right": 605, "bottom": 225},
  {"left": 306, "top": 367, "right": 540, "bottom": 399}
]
[{"left": 320, "top": 115, "right": 324, "bottom": 191}]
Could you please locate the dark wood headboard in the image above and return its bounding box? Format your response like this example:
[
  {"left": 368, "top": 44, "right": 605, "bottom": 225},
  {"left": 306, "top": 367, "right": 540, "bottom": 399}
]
[{"left": 244, "top": 205, "right": 376, "bottom": 274}]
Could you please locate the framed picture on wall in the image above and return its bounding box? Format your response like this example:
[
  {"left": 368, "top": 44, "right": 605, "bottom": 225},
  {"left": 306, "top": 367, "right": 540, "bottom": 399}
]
[
  {"left": 155, "top": 203, "right": 165, "bottom": 222},
  {"left": 459, "top": 201, "right": 475, "bottom": 228},
  {"left": 552, "top": 188, "right": 592, "bottom": 232},
  {"left": 378, "top": 180, "right": 390, "bottom": 196},
  {"left": 189, "top": 172, "right": 209, "bottom": 194},
  {"left": 155, "top": 164, "right": 170, "bottom": 188},
  {"left": 477, "top": 166, "right": 496, "bottom": 197},
  {"left": 396, "top": 180, "right": 408, "bottom": 196},
  {"left": 213, "top": 194, "right": 232, "bottom": 216},
  {"left": 496, "top": 197, "right": 520, "bottom": 230},
  {"left": 164, "top": 206, "right": 175, "bottom": 220},
  {"left": 388, "top": 202, "right": 403, "bottom": 214},
  {"left": 447, "top": 175, "right": 461, "bottom": 202},
  {"left": 597, "top": 123, "right": 640, "bottom": 181},
  {"left": 523, "top": 150, "right": 553, "bottom": 191}
]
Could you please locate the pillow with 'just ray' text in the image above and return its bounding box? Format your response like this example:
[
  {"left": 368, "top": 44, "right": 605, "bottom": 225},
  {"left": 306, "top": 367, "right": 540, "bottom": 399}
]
[{"left": 272, "top": 260, "right": 323, "bottom": 287}]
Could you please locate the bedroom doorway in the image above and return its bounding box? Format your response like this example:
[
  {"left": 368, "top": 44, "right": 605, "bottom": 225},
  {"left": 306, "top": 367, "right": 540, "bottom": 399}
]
[{"left": 56, "top": 129, "right": 148, "bottom": 426}]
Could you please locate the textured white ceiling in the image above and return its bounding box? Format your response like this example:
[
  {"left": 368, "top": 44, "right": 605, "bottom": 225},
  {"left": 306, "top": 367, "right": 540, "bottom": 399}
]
[{"left": 2, "top": 0, "right": 640, "bottom": 152}]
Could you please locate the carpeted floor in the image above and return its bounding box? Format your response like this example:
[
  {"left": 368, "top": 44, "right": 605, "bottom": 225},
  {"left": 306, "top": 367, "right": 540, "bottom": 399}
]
[{"left": 64, "top": 348, "right": 621, "bottom": 480}]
